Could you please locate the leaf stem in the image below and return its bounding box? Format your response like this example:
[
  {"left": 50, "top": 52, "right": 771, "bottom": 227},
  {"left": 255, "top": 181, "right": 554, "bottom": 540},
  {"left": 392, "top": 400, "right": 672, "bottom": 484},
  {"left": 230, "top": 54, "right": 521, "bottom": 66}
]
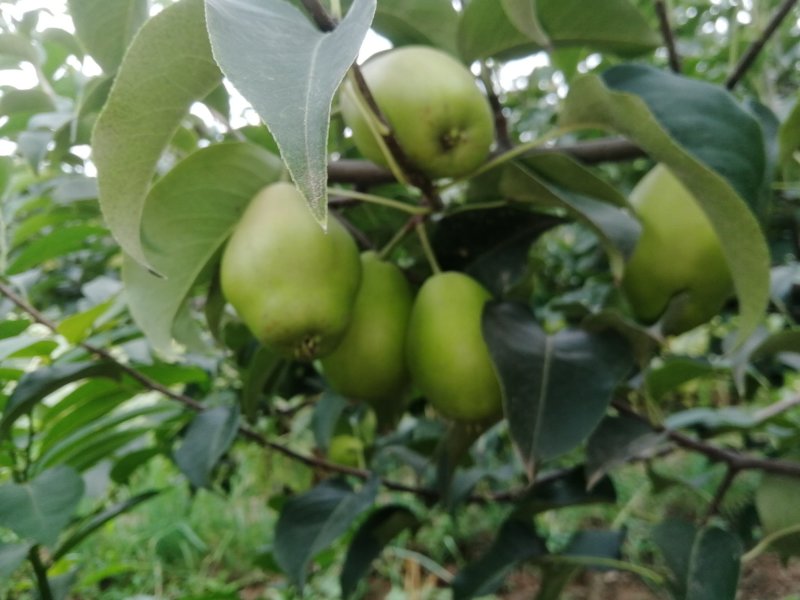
[
  {"left": 379, "top": 216, "right": 418, "bottom": 260},
  {"left": 29, "top": 546, "right": 53, "bottom": 600},
  {"left": 415, "top": 221, "right": 441, "bottom": 274},
  {"left": 327, "top": 187, "right": 430, "bottom": 215}
]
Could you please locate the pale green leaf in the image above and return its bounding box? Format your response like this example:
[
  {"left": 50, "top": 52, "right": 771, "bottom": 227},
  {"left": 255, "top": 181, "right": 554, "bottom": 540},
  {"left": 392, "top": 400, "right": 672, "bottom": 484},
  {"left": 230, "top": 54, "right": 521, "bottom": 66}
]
[
  {"left": 67, "top": 0, "right": 148, "bottom": 73},
  {"left": 205, "top": 0, "right": 376, "bottom": 226},
  {"left": 92, "top": 0, "right": 222, "bottom": 267}
]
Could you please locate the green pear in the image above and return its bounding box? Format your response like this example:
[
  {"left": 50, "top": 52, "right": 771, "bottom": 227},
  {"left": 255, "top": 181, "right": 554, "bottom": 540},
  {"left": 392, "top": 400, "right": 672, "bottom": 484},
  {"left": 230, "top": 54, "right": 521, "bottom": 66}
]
[
  {"left": 220, "top": 182, "right": 361, "bottom": 360},
  {"left": 340, "top": 45, "right": 494, "bottom": 179},
  {"left": 405, "top": 272, "right": 503, "bottom": 422},
  {"left": 321, "top": 252, "right": 413, "bottom": 426},
  {"left": 622, "top": 164, "right": 733, "bottom": 335}
]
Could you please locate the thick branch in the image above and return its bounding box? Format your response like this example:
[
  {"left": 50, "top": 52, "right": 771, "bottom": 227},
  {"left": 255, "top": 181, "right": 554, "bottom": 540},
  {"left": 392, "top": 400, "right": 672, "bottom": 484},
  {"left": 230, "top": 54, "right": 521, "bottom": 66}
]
[
  {"left": 726, "top": 0, "right": 799, "bottom": 90},
  {"left": 654, "top": 0, "right": 682, "bottom": 73},
  {"left": 327, "top": 138, "right": 645, "bottom": 185}
]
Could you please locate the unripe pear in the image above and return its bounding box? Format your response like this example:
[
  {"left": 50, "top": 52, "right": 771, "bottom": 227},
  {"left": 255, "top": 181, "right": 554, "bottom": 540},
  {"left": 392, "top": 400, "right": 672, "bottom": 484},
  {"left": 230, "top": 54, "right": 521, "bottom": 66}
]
[
  {"left": 220, "top": 182, "right": 361, "bottom": 360},
  {"left": 321, "top": 252, "right": 413, "bottom": 424},
  {"left": 405, "top": 272, "right": 503, "bottom": 422},
  {"left": 340, "top": 46, "right": 494, "bottom": 179},
  {"left": 622, "top": 165, "right": 733, "bottom": 335}
]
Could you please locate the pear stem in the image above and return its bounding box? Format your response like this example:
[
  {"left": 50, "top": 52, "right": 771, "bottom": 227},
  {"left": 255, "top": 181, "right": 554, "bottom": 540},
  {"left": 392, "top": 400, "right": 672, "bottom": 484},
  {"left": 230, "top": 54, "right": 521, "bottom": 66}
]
[
  {"left": 327, "top": 187, "right": 430, "bottom": 215},
  {"left": 415, "top": 221, "right": 441, "bottom": 274}
]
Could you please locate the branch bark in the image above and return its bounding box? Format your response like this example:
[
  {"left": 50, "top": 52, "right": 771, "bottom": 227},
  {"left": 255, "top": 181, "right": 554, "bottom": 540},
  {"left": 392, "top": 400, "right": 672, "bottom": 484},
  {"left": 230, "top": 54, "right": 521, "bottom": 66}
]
[
  {"left": 725, "top": 0, "right": 799, "bottom": 90},
  {"left": 654, "top": 0, "right": 682, "bottom": 73}
]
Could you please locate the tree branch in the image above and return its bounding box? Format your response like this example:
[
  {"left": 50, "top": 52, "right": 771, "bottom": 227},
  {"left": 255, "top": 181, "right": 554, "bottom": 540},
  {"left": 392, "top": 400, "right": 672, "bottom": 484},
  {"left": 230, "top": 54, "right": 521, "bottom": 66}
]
[
  {"left": 725, "top": 0, "right": 799, "bottom": 90},
  {"left": 612, "top": 400, "right": 800, "bottom": 478},
  {"left": 654, "top": 0, "right": 682, "bottom": 73},
  {"left": 702, "top": 465, "right": 739, "bottom": 524}
]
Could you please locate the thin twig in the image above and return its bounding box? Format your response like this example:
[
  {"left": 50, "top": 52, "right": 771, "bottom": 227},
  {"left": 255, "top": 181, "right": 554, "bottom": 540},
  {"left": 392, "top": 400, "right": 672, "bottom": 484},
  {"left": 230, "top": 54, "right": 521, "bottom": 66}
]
[
  {"left": 725, "top": 0, "right": 799, "bottom": 90},
  {"left": 753, "top": 393, "right": 800, "bottom": 422},
  {"left": 702, "top": 465, "right": 739, "bottom": 524},
  {"left": 480, "top": 63, "right": 513, "bottom": 151},
  {"left": 654, "top": 0, "right": 682, "bottom": 73}
]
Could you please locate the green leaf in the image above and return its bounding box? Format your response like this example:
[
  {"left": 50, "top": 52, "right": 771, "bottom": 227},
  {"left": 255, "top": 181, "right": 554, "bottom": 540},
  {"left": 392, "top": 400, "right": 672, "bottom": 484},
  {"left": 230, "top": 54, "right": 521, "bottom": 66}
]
[
  {"left": 500, "top": 0, "right": 549, "bottom": 45},
  {"left": 0, "top": 361, "right": 120, "bottom": 441},
  {"left": 645, "top": 356, "right": 716, "bottom": 400},
  {"left": 241, "top": 346, "right": 287, "bottom": 424},
  {"left": 500, "top": 161, "right": 640, "bottom": 279},
  {"left": 340, "top": 505, "right": 419, "bottom": 598},
  {"left": 6, "top": 223, "right": 108, "bottom": 275},
  {"left": 779, "top": 98, "right": 800, "bottom": 170},
  {"left": 514, "top": 466, "right": 617, "bottom": 517},
  {"left": 560, "top": 67, "right": 770, "bottom": 343},
  {"left": 0, "top": 542, "right": 32, "bottom": 578},
  {"left": 173, "top": 405, "right": 240, "bottom": 488},
  {"left": 686, "top": 527, "right": 741, "bottom": 600},
  {"left": 122, "top": 142, "right": 284, "bottom": 353},
  {"left": 205, "top": 0, "right": 376, "bottom": 226},
  {"left": 311, "top": 390, "right": 348, "bottom": 452},
  {"left": 452, "top": 516, "right": 547, "bottom": 600},
  {"left": 67, "top": 0, "right": 148, "bottom": 73},
  {"left": 536, "top": 0, "right": 659, "bottom": 55},
  {"left": 0, "top": 33, "right": 40, "bottom": 65},
  {"left": 56, "top": 298, "right": 115, "bottom": 344},
  {"left": 652, "top": 518, "right": 697, "bottom": 597},
  {"left": 274, "top": 477, "right": 378, "bottom": 588},
  {"left": 586, "top": 414, "right": 665, "bottom": 488},
  {"left": 0, "top": 335, "right": 56, "bottom": 362},
  {"left": 0, "top": 466, "right": 84, "bottom": 547},
  {"left": 483, "top": 302, "right": 632, "bottom": 474},
  {"left": 53, "top": 489, "right": 160, "bottom": 560},
  {"left": 371, "top": 0, "right": 458, "bottom": 54},
  {"left": 458, "top": 0, "right": 536, "bottom": 63},
  {"left": 92, "top": 0, "right": 222, "bottom": 267}
]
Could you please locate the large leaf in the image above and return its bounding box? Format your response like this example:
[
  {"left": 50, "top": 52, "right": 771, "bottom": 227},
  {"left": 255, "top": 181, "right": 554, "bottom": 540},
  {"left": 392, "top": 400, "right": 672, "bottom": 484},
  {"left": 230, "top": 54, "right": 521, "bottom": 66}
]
[
  {"left": 0, "top": 361, "right": 120, "bottom": 441},
  {"left": 92, "top": 0, "right": 222, "bottom": 266},
  {"left": 0, "top": 466, "right": 84, "bottom": 547},
  {"left": 452, "top": 516, "right": 547, "bottom": 600},
  {"left": 274, "top": 478, "right": 378, "bottom": 588},
  {"left": 515, "top": 465, "right": 617, "bottom": 517},
  {"left": 458, "top": 0, "right": 535, "bottom": 63},
  {"left": 205, "top": 0, "right": 376, "bottom": 226},
  {"left": 483, "top": 302, "right": 632, "bottom": 475},
  {"left": 340, "top": 505, "right": 419, "bottom": 598},
  {"left": 586, "top": 414, "right": 665, "bottom": 487},
  {"left": 560, "top": 66, "right": 770, "bottom": 342},
  {"left": 67, "top": 0, "right": 148, "bottom": 73},
  {"left": 173, "top": 405, "right": 240, "bottom": 488},
  {"left": 122, "top": 142, "right": 284, "bottom": 353},
  {"left": 5, "top": 225, "right": 108, "bottom": 274}
]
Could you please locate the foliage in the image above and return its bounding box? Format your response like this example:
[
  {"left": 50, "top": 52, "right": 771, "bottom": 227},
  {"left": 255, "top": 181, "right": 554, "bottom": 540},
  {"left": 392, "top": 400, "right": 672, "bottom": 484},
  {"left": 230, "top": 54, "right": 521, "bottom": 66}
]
[{"left": 0, "top": 0, "right": 799, "bottom": 598}]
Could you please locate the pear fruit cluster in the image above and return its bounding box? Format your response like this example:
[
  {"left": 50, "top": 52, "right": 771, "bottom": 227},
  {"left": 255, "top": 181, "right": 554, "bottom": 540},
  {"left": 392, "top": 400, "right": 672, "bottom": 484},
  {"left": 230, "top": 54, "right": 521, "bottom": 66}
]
[{"left": 220, "top": 183, "right": 503, "bottom": 424}]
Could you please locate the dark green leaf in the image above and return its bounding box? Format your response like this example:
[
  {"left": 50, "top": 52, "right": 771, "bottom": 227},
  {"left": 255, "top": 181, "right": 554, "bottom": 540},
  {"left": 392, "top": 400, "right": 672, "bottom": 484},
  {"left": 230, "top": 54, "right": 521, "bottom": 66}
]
[
  {"left": 274, "top": 477, "right": 378, "bottom": 588},
  {"left": 686, "top": 527, "right": 742, "bottom": 600},
  {"left": 173, "top": 405, "right": 240, "bottom": 488},
  {"left": 452, "top": 516, "right": 547, "bottom": 600},
  {"left": 93, "top": 0, "right": 222, "bottom": 266},
  {"left": 67, "top": 0, "right": 148, "bottom": 72},
  {"left": 483, "top": 302, "right": 632, "bottom": 473},
  {"left": 515, "top": 465, "right": 617, "bottom": 517},
  {"left": 0, "top": 466, "right": 84, "bottom": 547},
  {"left": 779, "top": 98, "right": 800, "bottom": 170},
  {"left": 6, "top": 225, "right": 108, "bottom": 274},
  {"left": 340, "top": 505, "right": 419, "bottom": 598},
  {"left": 0, "top": 361, "right": 120, "bottom": 441},
  {"left": 312, "top": 390, "right": 349, "bottom": 452},
  {"left": 205, "top": 0, "right": 375, "bottom": 225},
  {"left": 645, "top": 356, "right": 716, "bottom": 400},
  {"left": 586, "top": 414, "right": 665, "bottom": 487},
  {"left": 458, "top": 0, "right": 536, "bottom": 63}
]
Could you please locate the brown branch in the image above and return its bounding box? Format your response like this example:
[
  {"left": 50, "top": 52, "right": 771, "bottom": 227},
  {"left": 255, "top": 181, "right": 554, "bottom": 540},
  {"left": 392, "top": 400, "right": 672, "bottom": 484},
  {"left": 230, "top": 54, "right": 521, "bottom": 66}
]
[
  {"left": 327, "top": 138, "right": 645, "bottom": 185},
  {"left": 654, "top": 0, "right": 681, "bottom": 73},
  {"left": 612, "top": 400, "right": 800, "bottom": 479},
  {"left": 299, "top": 0, "right": 337, "bottom": 31},
  {"left": 725, "top": 0, "right": 799, "bottom": 90},
  {"left": 481, "top": 63, "right": 513, "bottom": 151},
  {"left": 702, "top": 465, "right": 739, "bottom": 524}
]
